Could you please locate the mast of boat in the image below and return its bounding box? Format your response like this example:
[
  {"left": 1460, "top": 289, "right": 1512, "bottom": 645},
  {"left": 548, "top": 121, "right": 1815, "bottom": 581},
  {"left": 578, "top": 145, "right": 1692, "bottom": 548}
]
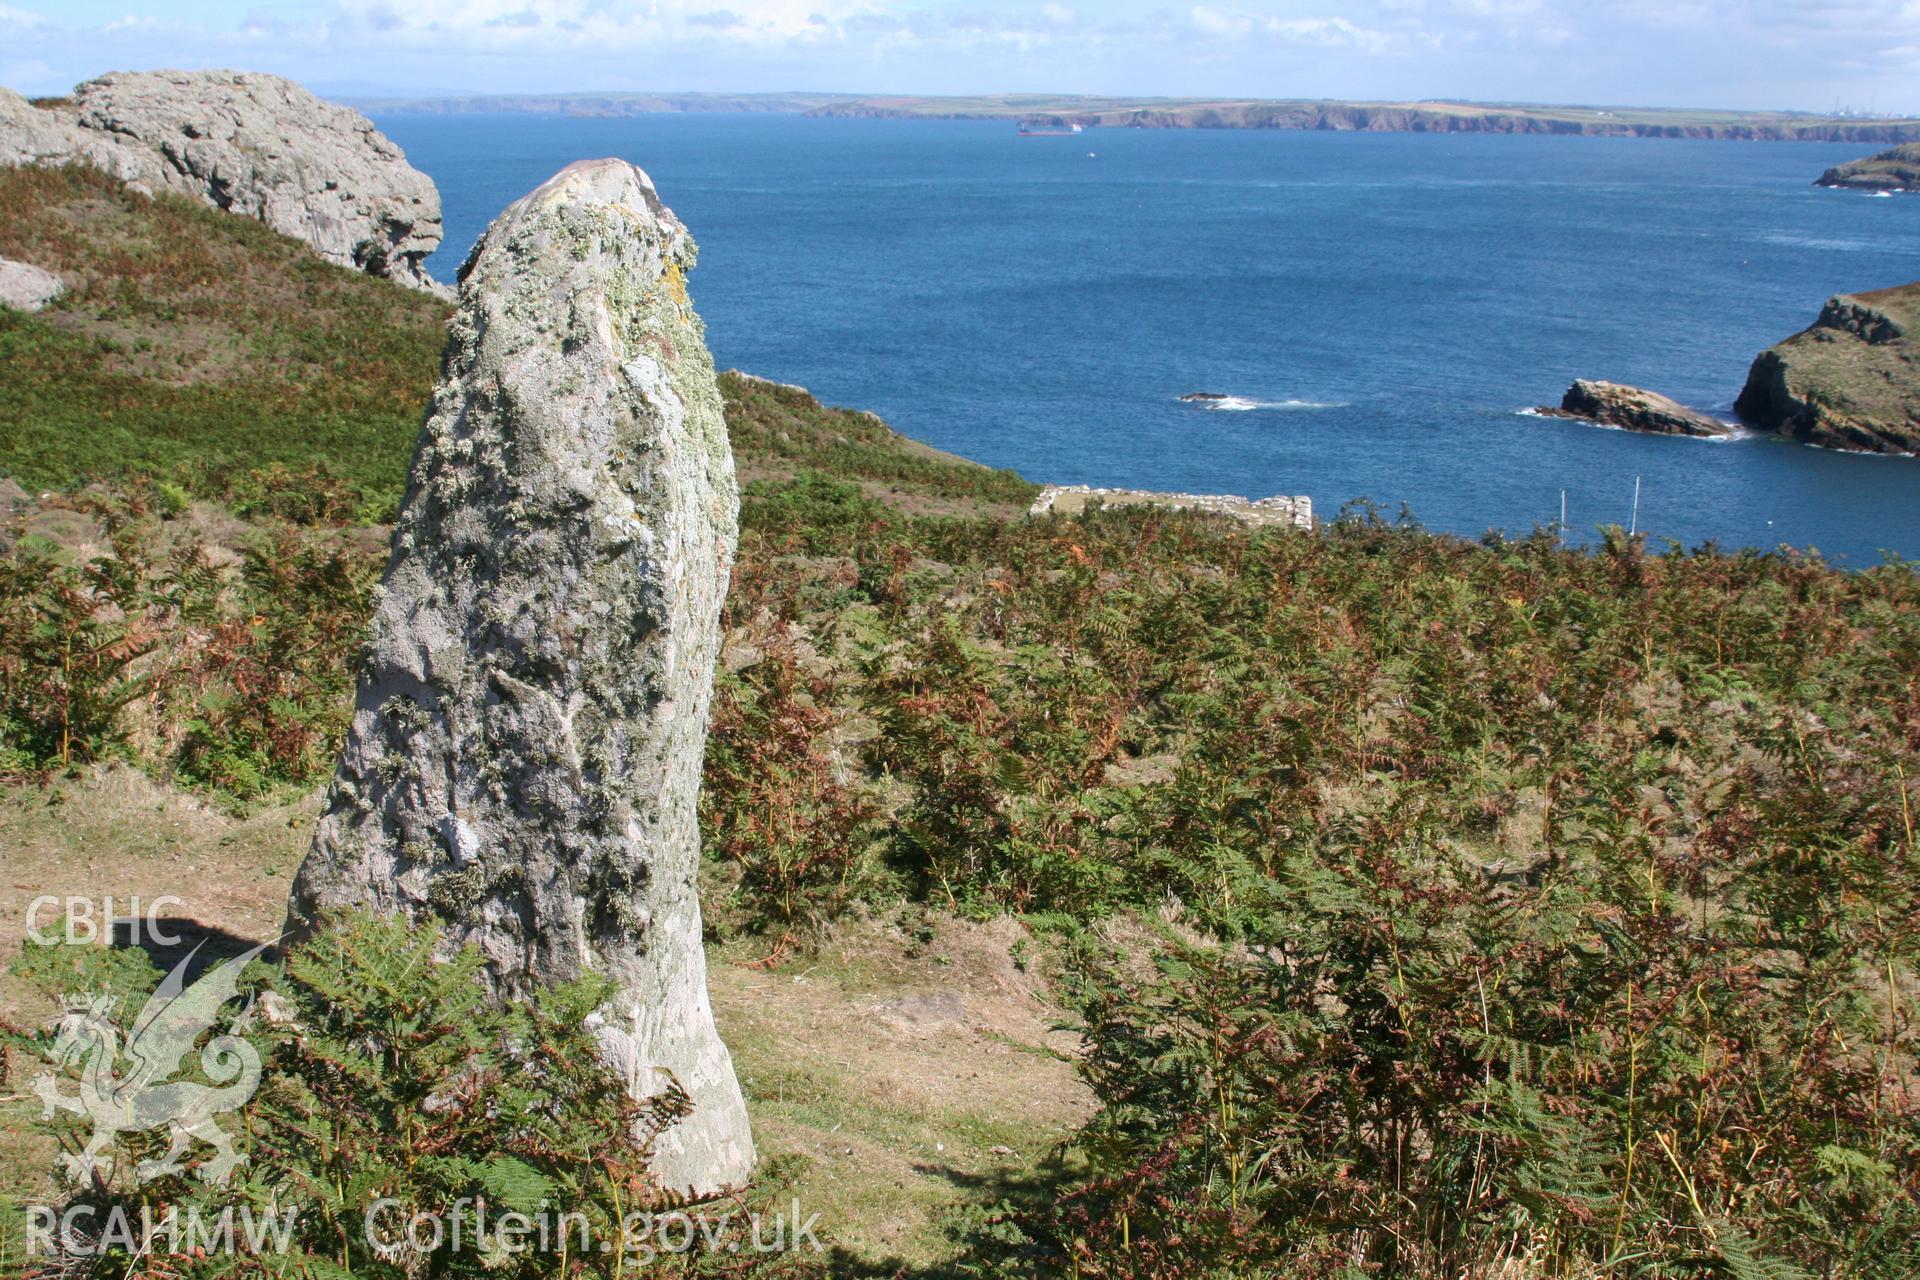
[{"left": 1628, "top": 476, "right": 1641, "bottom": 536}]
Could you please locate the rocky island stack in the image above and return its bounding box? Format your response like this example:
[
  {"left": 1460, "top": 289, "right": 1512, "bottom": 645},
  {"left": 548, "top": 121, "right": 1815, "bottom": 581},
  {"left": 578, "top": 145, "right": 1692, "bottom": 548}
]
[
  {"left": 287, "top": 158, "right": 755, "bottom": 1194},
  {"left": 1735, "top": 284, "right": 1920, "bottom": 454},
  {"left": 1536, "top": 380, "right": 1733, "bottom": 438},
  {"left": 1816, "top": 143, "right": 1920, "bottom": 192}
]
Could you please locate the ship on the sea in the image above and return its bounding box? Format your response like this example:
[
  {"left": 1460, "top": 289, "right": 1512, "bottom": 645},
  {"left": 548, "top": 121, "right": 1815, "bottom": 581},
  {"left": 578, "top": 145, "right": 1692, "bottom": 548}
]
[{"left": 1017, "top": 120, "right": 1084, "bottom": 136}]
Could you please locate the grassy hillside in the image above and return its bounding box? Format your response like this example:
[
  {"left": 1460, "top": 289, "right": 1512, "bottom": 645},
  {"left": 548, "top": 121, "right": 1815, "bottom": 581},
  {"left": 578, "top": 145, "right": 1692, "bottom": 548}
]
[
  {"left": 2, "top": 167, "right": 1918, "bottom": 1278},
  {"left": 0, "top": 165, "right": 445, "bottom": 516}
]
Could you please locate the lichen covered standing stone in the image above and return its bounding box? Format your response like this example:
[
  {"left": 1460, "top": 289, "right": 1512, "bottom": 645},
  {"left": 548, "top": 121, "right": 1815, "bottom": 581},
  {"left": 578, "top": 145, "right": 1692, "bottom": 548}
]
[{"left": 287, "top": 158, "right": 752, "bottom": 1193}]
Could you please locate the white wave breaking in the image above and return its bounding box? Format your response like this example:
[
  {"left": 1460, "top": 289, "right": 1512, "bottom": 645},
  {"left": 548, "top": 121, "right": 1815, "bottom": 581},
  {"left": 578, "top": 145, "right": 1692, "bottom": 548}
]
[
  {"left": 1758, "top": 233, "right": 1876, "bottom": 253},
  {"left": 1184, "top": 395, "right": 1349, "bottom": 412}
]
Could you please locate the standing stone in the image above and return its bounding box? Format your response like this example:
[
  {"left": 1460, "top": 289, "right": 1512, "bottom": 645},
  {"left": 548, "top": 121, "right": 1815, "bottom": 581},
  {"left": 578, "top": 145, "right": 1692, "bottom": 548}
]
[{"left": 287, "top": 158, "right": 753, "bottom": 1193}]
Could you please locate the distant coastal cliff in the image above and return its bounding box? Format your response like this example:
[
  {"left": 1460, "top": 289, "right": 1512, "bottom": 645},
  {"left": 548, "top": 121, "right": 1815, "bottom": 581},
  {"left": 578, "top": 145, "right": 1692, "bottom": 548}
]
[
  {"left": 347, "top": 91, "right": 1920, "bottom": 144},
  {"left": 809, "top": 99, "right": 1920, "bottom": 142}
]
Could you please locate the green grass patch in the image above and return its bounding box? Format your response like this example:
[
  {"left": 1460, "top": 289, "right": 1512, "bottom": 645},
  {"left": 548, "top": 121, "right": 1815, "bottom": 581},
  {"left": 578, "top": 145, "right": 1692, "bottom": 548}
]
[{"left": 0, "top": 164, "right": 445, "bottom": 513}]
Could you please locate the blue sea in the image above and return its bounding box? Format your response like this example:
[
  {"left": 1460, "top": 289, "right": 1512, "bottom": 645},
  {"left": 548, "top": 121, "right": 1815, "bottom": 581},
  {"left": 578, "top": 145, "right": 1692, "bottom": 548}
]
[{"left": 373, "top": 114, "right": 1920, "bottom": 564}]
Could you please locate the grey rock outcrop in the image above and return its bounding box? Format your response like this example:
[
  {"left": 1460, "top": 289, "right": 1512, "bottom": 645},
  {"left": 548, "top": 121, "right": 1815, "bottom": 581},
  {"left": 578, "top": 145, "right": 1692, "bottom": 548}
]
[
  {"left": 1, "top": 72, "right": 443, "bottom": 292},
  {"left": 1031, "top": 483, "right": 1312, "bottom": 528},
  {"left": 286, "top": 158, "right": 753, "bottom": 1193},
  {"left": 1535, "top": 380, "right": 1733, "bottom": 438},
  {"left": 0, "top": 88, "right": 139, "bottom": 177},
  {"left": 0, "top": 257, "right": 65, "bottom": 311}
]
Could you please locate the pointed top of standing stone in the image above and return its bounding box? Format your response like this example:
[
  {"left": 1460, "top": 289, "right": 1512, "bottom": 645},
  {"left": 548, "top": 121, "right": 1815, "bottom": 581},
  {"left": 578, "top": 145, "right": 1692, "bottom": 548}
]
[{"left": 457, "top": 156, "right": 686, "bottom": 285}]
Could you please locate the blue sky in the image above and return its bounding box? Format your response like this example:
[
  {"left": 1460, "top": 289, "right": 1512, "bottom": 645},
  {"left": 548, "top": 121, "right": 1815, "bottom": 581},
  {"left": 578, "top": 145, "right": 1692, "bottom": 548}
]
[{"left": 1, "top": 0, "right": 1915, "bottom": 114}]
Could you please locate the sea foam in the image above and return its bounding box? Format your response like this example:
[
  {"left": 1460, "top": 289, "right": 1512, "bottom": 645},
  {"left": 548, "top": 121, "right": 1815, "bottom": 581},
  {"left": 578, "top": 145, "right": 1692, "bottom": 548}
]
[{"left": 1186, "top": 395, "right": 1348, "bottom": 412}]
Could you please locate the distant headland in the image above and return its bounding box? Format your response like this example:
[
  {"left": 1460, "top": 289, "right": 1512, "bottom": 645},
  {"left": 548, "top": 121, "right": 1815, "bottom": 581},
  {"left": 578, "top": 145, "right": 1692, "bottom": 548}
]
[
  {"left": 1816, "top": 142, "right": 1920, "bottom": 190},
  {"left": 344, "top": 91, "right": 1920, "bottom": 143}
]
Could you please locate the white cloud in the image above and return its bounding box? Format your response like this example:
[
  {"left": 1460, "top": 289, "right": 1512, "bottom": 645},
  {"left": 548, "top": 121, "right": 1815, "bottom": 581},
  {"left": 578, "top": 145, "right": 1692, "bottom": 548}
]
[
  {"left": 0, "top": 3, "right": 50, "bottom": 29},
  {"left": 0, "top": 0, "right": 1914, "bottom": 111},
  {"left": 1188, "top": 5, "right": 1254, "bottom": 37},
  {"left": 1265, "top": 15, "right": 1397, "bottom": 52}
]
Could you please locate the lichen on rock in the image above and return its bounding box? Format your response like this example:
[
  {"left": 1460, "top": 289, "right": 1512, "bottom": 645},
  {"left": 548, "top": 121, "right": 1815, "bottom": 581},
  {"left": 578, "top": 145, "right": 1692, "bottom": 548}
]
[{"left": 288, "top": 158, "right": 753, "bottom": 1194}]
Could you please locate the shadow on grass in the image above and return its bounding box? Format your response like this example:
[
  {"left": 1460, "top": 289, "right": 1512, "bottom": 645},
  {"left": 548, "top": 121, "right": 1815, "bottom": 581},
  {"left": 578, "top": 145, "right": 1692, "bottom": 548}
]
[
  {"left": 109, "top": 916, "right": 277, "bottom": 986},
  {"left": 729, "top": 1155, "right": 1070, "bottom": 1279}
]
